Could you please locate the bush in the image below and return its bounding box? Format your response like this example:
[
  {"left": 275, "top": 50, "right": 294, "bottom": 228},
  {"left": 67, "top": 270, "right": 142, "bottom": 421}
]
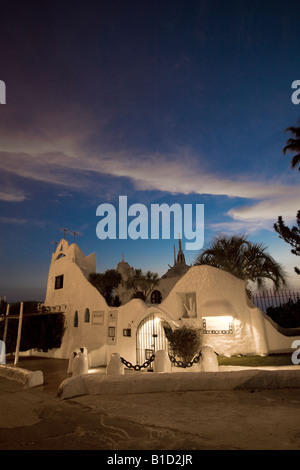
[
  {"left": 164, "top": 325, "right": 202, "bottom": 363},
  {"left": 0, "top": 301, "right": 66, "bottom": 353},
  {"left": 266, "top": 298, "right": 300, "bottom": 328}
]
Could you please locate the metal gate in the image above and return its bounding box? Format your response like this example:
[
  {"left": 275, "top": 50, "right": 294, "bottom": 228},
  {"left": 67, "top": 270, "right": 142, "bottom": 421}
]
[{"left": 136, "top": 314, "right": 171, "bottom": 368}]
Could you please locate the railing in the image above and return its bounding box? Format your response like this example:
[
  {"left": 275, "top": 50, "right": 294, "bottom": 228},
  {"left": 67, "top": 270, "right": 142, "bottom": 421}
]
[{"left": 252, "top": 289, "right": 300, "bottom": 313}]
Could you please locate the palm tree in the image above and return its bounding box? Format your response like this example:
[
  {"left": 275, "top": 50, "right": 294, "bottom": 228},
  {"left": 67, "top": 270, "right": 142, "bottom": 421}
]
[
  {"left": 274, "top": 210, "right": 300, "bottom": 275},
  {"left": 283, "top": 119, "right": 300, "bottom": 170},
  {"left": 124, "top": 268, "right": 160, "bottom": 301},
  {"left": 194, "top": 234, "right": 287, "bottom": 290},
  {"left": 89, "top": 269, "right": 122, "bottom": 305}
]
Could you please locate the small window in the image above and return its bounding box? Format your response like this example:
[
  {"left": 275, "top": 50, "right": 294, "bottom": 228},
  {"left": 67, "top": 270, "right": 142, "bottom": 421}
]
[
  {"left": 123, "top": 328, "right": 131, "bottom": 337},
  {"left": 84, "top": 308, "right": 90, "bottom": 323},
  {"left": 151, "top": 290, "right": 162, "bottom": 304},
  {"left": 55, "top": 275, "right": 64, "bottom": 290},
  {"left": 108, "top": 326, "right": 115, "bottom": 337},
  {"left": 74, "top": 311, "right": 78, "bottom": 327}
]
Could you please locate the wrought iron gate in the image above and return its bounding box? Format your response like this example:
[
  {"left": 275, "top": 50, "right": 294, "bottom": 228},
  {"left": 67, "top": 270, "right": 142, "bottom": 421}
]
[{"left": 136, "top": 314, "right": 171, "bottom": 369}]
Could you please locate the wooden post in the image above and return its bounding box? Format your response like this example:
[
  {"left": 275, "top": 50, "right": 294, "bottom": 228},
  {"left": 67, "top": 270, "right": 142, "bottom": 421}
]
[
  {"left": 3, "top": 303, "right": 10, "bottom": 344},
  {"left": 14, "top": 302, "right": 23, "bottom": 366}
]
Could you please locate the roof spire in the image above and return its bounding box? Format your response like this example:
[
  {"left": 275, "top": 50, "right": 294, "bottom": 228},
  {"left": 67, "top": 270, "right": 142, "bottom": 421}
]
[
  {"left": 178, "top": 232, "right": 182, "bottom": 252},
  {"left": 176, "top": 234, "right": 185, "bottom": 264}
]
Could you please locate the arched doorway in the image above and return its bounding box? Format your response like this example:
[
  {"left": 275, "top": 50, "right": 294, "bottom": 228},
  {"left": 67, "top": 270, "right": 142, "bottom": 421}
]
[{"left": 136, "top": 314, "right": 171, "bottom": 368}]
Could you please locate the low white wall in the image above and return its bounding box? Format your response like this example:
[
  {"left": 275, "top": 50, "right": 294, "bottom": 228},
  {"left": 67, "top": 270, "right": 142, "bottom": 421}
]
[
  {"left": 57, "top": 368, "right": 300, "bottom": 400},
  {"left": 0, "top": 364, "right": 44, "bottom": 388},
  {"left": 264, "top": 316, "right": 300, "bottom": 353}
]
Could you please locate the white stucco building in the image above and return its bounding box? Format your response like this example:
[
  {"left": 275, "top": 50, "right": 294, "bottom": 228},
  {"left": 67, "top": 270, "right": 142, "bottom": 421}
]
[{"left": 41, "top": 238, "right": 300, "bottom": 368}]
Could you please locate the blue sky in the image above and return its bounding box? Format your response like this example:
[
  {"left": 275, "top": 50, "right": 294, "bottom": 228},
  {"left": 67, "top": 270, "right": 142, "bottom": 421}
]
[{"left": 0, "top": 0, "right": 299, "bottom": 301}]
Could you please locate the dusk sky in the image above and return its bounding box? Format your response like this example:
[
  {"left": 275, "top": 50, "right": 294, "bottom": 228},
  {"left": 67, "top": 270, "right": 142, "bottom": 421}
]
[{"left": 0, "top": 0, "right": 299, "bottom": 302}]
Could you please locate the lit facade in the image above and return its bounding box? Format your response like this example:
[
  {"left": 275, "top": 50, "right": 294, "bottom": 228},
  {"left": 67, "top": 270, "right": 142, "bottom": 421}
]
[{"left": 40, "top": 239, "right": 300, "bottom": 367}]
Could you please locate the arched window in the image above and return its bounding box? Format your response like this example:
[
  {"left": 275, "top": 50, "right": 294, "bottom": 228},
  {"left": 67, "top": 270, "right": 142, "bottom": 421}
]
[
  {"left": 74, "top": 310, "right": 78, "bottom": 327},
  {"left": 151, "top": 290, "right": 162, "bottom": 304},
  {"left": 84, "top": 308, "right": 90, "bottom": 323}
]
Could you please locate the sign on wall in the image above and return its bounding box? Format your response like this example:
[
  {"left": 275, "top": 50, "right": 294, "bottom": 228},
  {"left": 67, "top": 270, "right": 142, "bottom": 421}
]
[
  {"left": 108, "top": 310, "right": 118, "bottom": 345},
  {"left": 92, "top": 311, "right": 105, "bottom": 325}
]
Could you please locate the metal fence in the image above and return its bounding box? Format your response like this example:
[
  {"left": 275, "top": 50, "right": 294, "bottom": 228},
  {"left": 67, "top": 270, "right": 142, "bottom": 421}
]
[{"left": 252, "top": 289, "right": 300, "bottom": 313}]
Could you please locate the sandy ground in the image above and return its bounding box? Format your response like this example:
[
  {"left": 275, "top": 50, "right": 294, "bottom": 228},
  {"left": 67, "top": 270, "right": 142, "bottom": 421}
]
[{"left": 0, "top": 357, "right": 300, "bottom": 450}]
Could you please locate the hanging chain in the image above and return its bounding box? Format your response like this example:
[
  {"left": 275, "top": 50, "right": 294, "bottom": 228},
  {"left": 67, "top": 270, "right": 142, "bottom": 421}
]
[
  {"left": 120, "top": 352, "right": 202, "bottom": 370},
  {"left": 120, "top": 354, "right": 156, "bottom": 371},
  {"left": 168, "top": 352, "right": 201, "bottom": 368}
]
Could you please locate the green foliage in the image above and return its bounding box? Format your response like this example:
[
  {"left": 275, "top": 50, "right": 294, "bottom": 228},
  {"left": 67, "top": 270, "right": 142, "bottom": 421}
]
[
  {"left": 274, "top": 211, "right": 300, "bottom": 275},
  {"left": 165, "top": 325, "right": 202, "bottom": 363},
  {"left": 273, "top": 120, "right": 300, "bottom": 275},
  {"left": 194, "top": 234, "right": 287, "bottom": 290},
  {"left": 0, "top": 301, "right": 66, "bottom": 353},
  {"left": 89, "top": 269, "right": 122, "bottom": 306},
  {"left": 218, "top": 354, "right": 294, "bottom": 367},
  {"left": 282, "top": 120, "right": 300, "bottom": 171},
  {"left": 266, "top": 298, "right": 300, "bottom": 328},
  {"left": 124, "top": 268, "right": 160, "bottom": 301}
]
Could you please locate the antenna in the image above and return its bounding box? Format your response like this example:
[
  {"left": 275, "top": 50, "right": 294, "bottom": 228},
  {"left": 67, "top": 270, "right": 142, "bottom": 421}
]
[
  {"left": 70, "top": 230, "right": 82, "bottom": 243},
  {"left": 59, "top": 228, "right": 69, "bottom": 239},
  {"left": 59, "top": 228, "right": 82, "bottom": 243}
]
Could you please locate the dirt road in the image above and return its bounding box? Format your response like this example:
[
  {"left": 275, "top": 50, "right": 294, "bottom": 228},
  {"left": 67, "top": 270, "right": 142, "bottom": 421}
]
[{"left": 1, "top": 372, "right": 300, "bottom": 450}]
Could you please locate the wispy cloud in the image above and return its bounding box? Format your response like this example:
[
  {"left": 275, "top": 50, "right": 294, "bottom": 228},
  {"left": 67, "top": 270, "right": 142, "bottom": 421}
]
[
  {"left": 0, "top": 117, "right": 298, "bottom": 232},
  {"left": 0, "top": 216, "right": 48, "bottom": 228},
  {"left": 0, "top": 146, "right": 297, "bottom": 198},
  {"left": 0, "top": 217, "right": 27, "bottom": 224},
  {"left": 226, "top": 194, "right": 299, "bottom": 229},
  {"left": 0, "top": 187, "right": 28, "bottom": 202},
  {"left": 209, "top": 220, "right": 274, "bottom": 234}
]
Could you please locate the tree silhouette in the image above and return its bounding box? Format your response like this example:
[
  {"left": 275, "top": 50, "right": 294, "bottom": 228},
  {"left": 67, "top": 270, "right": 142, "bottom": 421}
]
[
  {"left": 274, "top": 211, "right": 300, "bottom": 275},
  {"left": 283, "top": 119, "right": 300, "bottom": 170},
  {"left": 89, "top": 269, "right": 122, "bottom": 305},
  {"left": 194, "top": 234, "right": 286, "bottom": 290},
  {"left": 273, "top": 120, "right": 300, "bottom": 274},
  {"left": 124, "top": 268, "right": 160, "bottom": 301}
]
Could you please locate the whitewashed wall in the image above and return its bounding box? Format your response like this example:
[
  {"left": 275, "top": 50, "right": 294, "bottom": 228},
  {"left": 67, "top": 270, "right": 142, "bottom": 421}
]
[{"left": 40, "top": 240, "right": 300, "bottom": 365}]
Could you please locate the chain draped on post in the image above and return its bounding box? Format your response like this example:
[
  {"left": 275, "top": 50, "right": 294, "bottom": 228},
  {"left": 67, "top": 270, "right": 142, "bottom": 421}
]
[
  {"left": 120, "top": 352, "right": 202, "bottom": 370},
  {"left": 168, "top": 352, "right": 201, "bottom": 368},
  {"left": 120, "top": 354, "right": 156, "bottom": 371}
]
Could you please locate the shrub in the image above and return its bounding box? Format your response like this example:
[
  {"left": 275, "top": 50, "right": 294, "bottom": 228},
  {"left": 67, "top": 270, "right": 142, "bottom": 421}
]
[
  {"left": 266, "top": 298, "right": 300, "bottom": 328},
  {"left": 0, "top": 301, "right": 66, "bottom": 353},
  {"left": 165, "top": 325, "right": 202, "bottom": 363}
]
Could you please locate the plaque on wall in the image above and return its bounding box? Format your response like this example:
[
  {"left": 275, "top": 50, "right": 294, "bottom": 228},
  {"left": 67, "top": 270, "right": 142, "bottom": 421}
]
[{"left": 92, "top": 311, "right": 105, "bottom": 325}]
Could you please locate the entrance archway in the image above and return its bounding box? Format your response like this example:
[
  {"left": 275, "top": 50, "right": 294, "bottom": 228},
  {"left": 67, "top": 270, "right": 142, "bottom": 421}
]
[{"left": 136, "top": 314, "right": 171, "bottom": 367}]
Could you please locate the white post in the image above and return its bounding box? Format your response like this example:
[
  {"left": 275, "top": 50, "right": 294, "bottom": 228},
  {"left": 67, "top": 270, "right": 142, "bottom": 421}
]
[
  {"left": 3, "top": 303, "right": 10, "bottom": 344},
  {"left": 14, "top": 302, "right": 23, "bottom": 366}
]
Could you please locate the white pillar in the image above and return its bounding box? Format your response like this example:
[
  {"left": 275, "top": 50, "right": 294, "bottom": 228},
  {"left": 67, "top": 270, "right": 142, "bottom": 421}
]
[
  {"left": 3, "top": 303, "right": 10, "bottom": 344},
  {"left": 107, "top": 353, "right": 124, "bottom": 375},
  {"left": 14, "top": 302, "right": 23, "bottom": 365},
  {"left": 153, "top": 350, "right": 172, "bottom": 373}
]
